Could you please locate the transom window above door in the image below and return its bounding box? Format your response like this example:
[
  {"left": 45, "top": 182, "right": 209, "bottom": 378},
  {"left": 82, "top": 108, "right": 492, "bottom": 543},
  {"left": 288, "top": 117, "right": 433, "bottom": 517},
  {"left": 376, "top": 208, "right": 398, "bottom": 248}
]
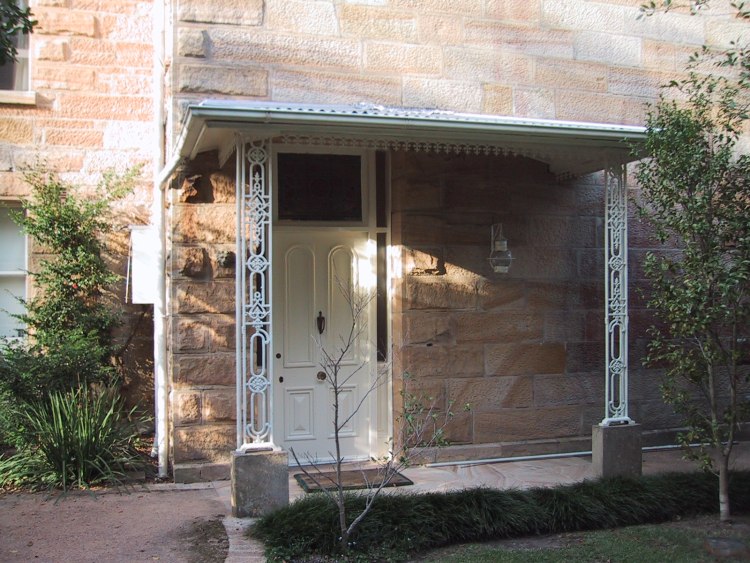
[{"left": 276, "top": 152, "right": 363, "bottom": 224}]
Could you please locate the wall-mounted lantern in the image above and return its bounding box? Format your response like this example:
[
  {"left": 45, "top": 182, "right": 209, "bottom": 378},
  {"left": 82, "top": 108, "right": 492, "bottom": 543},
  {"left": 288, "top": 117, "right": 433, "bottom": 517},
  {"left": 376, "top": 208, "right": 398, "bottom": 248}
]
[{"left": 488, "top": 223, "right": 512, "bottom": 274}]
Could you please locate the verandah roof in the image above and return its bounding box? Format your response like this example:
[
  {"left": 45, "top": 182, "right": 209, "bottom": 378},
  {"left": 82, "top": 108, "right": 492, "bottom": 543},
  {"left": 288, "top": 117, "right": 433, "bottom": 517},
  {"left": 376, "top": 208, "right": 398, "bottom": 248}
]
[{"left": 174, "top": 101, "right": 647, "bottom": 177}]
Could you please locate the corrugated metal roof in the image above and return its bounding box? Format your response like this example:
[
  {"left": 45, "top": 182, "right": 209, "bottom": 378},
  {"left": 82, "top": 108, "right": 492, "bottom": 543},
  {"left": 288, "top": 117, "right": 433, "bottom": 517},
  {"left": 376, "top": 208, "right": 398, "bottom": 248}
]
[{"left": 175, "top": 100, "right": 646, "bottom": 176}]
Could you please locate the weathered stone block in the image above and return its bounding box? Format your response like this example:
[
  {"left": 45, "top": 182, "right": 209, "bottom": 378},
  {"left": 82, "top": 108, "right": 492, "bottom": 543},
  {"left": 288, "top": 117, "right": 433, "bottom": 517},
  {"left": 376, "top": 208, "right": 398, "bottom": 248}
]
[
  {"left": 417, "top": 13, "right": 463, "bottom": 45},
  {"left": 365, "top": 42, "right": 441, "bottom": 75},
  {"left": 36, "top": 9, "right": 98, "bottom": 37},
  {"left": 175, "top": 353, "right": 235, "bottom": 386},
  {"left": 474, "top": 406, "right": 581, "bottom": 443},
  {"left": 210, "top": 316, "right": 235, "bottom": 351},
  {"left": 173, "top": 424, "right": 234, "bottom": 463},
  {"left": 637, "top": 11, "right": 705, "bottom": 45},
  {"left": 534, "top": 373, "right": 603, "bottom": 407},
  {"left": 402, "top": 247, "right": 445, "bottom": 276},
  {"left": 477, "top": 280, "right": 525, "bottom": 311},
  {"left": 405, "top": 277, "right": 479, "bottom": 311},
  {"left": 400, "top": 312, "right": 453, "bottom": 346},
  {"left": 231, "top": 450, "right": 289, "bottom": 517},
  {"left": 173, "top": 204, "right": 235, "bottom": 244},
  {"left": 35, "top": 39, "right": 69, "bottom": 61},
  {"left": 178, "top": 247, "right": 209, "bottom": 278},
  {"left": 209, "top": 172, "right": 235, "bottom": 203},
  {"left": 541, "top": 0, "right": 627, "bottom": 34},
  {"left": 173, "top": 462, "right": 230, "bottom": 483},
  {"left": 482, "top": 84, "right": 513, "bottom": 115},
  {"left": 454, "top": 312, "right": 543, "bottom": 343},
  {"left": 209, "top": 28, "right": 360, "bottom": 70},
  {"left": 465, "top": 21, "right": 574, "bottom": 59},
  {"left": 398, "top": 343, "right": 485, "bottom": 379},
  {"left": 609, "top": 68, "right": 669, "bottom": 99},
  {"left": 447, "top": 376, "right": 532, "bottom": 411},
  {"left": 0, "top": 118, "right": 33, "bottom": 144},
  {"left": 179, "top": 65, "right": 268, "bottom": 97},
  {"left": 177, "top": 28, "right": 207, "bottom": 58},
  {"left": 271, "top": 69, "right": 402, "bottom": 106},
  {"left": 535, "top": 58, "right": 608, "bottom": 93},
  {"left": 402, "top": 78, "right": 482, "bottom": 113},
  {"left": 514, "top": 87, "right": 555, "bottom": 119},
  {"left": 340, "top": 5, "right": 417, "bottom": 41},
  {"left": 400, "top": 377, "right": 447, "bottom": 410},
  {"left": 486, "top": 0, "right": 540, "bottom": 22},
  {"left": 485, "top": 342, "right": 566, "bottom": 376},
  {"left": 543, "top": 311, "right": 585, "bottom": 342},
  {"left": 175, "top": 281, "right": 235, "bottom": 314},
  {"left": 566, "top": 342, "right": 604, "bottom": 373},
  {"left": 175, "top": 318, "right": 208, "bottom": 351},
  {"left": 178, "top": 0, "right": 264, "bottom": 25},
  {"left": 203, "top": 390, "right": 235, "bottom": 422},
  {"left": 592, "top": 423, "right": 642, "bottom": 478},
  {"left": 391, "top": 0, "right": 483, "bottom": 15},
  {"left": 574, "top": 32, "right": 642, "bottom": 67},
  {"left": 267, "top": 0, "right": 338, "bottom": 35},
  {"left": 175, "top": 391, "right": 201, "bottom": 425},
  {"left": 57, "top": 94, "right": 152, "bottom": 121},
  {"left": 441, "top": 411, "right": 473, "bottom": 444},
  {"left": 444, "top": 48, "right": 531, "bottom": 83}
]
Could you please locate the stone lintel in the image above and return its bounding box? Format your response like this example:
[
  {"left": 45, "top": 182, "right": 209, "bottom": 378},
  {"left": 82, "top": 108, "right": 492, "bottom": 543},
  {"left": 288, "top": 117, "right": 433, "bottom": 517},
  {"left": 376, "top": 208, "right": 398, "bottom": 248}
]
[
  {"left": 592, "top": 423, "right": 642, "bottom": 479},
  {"left": 231, "top": 450, "right": 289, "bottom": 518}
]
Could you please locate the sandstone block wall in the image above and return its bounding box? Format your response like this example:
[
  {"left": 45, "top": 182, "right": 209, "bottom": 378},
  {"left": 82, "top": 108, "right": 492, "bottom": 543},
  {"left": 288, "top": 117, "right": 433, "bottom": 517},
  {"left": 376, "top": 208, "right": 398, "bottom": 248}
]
[
  {"left": 169, "top": 152, "right": 238, "bottom": 465},
  {"left": 390, "top": 151, "right": 681, "bottom": 455},
  {"left": 169, "top": 0, "right": 743, "bottom": 144},
  {"left": 0, "top": 1, "right": 156, "bottom": 413}
]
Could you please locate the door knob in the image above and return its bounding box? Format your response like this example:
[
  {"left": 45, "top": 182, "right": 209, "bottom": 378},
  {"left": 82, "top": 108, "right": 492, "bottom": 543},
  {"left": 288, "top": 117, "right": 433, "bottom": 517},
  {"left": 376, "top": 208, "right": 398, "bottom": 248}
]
[
  {"left": 316, "top": 311, "right": 326, "bottom": 334},
  {"left": 316, "top": 371, "right": 327, "bottom": 382}
]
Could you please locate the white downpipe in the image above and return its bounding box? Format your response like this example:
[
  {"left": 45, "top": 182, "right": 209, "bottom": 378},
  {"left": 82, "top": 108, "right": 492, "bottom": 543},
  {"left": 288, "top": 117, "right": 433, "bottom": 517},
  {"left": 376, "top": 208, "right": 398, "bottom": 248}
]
[{"left": 151, "top": 0, "right": 168, "bottom": 478}]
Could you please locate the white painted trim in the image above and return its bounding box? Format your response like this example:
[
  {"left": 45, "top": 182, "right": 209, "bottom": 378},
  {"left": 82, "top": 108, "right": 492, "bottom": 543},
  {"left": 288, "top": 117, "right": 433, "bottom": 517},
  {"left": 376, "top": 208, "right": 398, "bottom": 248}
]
[{"left": 0, "top": 90, "right": 36, "bottom": 105}]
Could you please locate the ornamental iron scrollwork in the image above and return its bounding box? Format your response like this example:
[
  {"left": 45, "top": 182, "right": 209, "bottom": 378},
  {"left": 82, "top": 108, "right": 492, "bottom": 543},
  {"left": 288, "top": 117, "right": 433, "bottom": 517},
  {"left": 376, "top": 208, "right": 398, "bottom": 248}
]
[
  {"left": 236, "top": 138, "right": 273, "bottom": 448},
  {"left": 602, "top": 164, "right": 633, "bottom": 426}
]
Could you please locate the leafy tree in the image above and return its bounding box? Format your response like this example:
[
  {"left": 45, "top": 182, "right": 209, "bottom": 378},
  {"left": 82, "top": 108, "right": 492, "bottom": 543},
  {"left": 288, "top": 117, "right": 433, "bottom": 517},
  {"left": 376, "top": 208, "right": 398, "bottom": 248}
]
[
  {"left": 0, "top": 0, "right": 35, "bottom": 66},
  {"left": 636, "top": 71, "right": 750, "bottom": 522}
]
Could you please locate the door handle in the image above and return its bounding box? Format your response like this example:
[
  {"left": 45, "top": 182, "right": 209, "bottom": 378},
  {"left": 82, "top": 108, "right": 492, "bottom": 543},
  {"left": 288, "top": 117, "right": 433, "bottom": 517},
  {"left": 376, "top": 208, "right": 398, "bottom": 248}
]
[{"left": 316, "top": 311, "right": 326, "bottom": 334}]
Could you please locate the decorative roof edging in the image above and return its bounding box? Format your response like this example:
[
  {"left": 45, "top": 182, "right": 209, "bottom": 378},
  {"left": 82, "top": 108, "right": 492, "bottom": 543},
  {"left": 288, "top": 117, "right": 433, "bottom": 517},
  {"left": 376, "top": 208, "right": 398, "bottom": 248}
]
[{"left": 174, "top": 101, "right": 647, "bottom": 178}]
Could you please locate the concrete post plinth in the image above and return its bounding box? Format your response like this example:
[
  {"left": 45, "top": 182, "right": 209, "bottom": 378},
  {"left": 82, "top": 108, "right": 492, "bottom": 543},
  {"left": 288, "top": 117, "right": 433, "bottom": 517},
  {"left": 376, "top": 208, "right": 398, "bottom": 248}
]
[
  {"left": 592, "top": 423, "right": 642, "bottom": 479},
  {"left": 231, "top": 449, "right": 289, "bottom": 517}
]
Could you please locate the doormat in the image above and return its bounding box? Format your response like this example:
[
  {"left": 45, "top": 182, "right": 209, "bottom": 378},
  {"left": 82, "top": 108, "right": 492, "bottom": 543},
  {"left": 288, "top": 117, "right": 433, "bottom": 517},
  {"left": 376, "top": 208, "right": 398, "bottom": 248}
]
[{"left": 294, "top": 468, "right": 413, "bottom": 493}]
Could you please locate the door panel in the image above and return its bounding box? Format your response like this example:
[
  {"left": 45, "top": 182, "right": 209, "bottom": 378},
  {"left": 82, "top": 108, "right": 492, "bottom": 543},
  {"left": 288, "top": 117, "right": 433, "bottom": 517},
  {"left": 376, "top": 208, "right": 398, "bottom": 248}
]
[
  {"left": 273, "top": 230, "right": 373, "bottom": 462},
  {"left": 283, "top": 246, "right": 315, "bottom": 367}
]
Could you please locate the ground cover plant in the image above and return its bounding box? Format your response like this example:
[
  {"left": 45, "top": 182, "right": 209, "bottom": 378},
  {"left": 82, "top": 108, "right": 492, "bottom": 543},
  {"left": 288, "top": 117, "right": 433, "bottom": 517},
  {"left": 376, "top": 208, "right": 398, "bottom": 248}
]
[{"left": 252, "top": 470, "right": 750, "bottom": 561}]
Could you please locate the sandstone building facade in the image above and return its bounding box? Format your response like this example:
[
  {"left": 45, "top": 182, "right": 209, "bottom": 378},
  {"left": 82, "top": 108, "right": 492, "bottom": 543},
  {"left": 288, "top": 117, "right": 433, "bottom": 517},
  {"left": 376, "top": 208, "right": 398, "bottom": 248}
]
[{"left": 0, "top": 0, "right": 744, "bottom": 481}]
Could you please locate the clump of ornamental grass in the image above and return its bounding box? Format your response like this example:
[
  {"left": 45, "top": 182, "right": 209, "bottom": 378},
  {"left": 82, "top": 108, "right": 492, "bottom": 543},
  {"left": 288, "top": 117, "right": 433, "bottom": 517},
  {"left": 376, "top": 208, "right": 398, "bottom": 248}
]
[{"left": 0, "top": 386, "right": 144, "bottom": 492}]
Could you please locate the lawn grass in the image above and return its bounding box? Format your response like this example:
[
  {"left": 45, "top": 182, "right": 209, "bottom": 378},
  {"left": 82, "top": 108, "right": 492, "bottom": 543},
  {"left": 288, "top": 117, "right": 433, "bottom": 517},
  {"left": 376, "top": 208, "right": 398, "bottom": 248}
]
[{"left": 423, "top": 516, "right": 750, "bottom": 562}]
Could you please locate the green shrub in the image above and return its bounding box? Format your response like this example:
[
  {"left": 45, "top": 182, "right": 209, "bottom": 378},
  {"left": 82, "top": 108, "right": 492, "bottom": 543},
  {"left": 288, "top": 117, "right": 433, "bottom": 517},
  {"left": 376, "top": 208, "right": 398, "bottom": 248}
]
[
  {"left": 252, "top": 470, "right": 750, "bottom": 561},
  {"left": 0, "top": 386, "right": 144, "bottom": 491},
  {"left": 0, "top": 166, "right": 139, "bottom": 450}
]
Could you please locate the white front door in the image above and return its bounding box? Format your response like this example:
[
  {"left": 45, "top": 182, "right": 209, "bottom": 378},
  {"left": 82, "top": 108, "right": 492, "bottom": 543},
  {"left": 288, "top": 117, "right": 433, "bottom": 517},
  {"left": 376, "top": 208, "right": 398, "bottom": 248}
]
[{"left": 272, "top": 230, "right": 374, "bottom": 463}]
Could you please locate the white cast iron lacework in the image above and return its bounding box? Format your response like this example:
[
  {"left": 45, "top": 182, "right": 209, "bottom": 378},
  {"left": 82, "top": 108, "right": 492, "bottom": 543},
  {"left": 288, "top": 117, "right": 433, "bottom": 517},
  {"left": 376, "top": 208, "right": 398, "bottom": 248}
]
[
  {"left": 236, "top": 138, "right": 273, "bottom": 449},
  {"left": 279, "top": 134, "right": 591, "bottom": 180},
  {"left": 603, "top": 164, "right": 633, "bottom": 425}
]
